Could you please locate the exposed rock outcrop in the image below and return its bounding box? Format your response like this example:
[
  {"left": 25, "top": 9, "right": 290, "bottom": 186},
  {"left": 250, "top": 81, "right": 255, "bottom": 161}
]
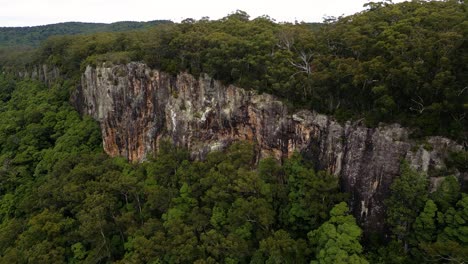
[
  {"left": 15, "top": 64, "right": 61, "bottom": 86},
  {"left": 74, "top": 62, "right": 464, "bottom": 234}
]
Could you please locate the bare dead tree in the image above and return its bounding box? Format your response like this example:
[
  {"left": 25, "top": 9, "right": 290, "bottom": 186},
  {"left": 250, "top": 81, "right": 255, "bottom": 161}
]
[
  {"left": 458, "top": 86, "right": 467, "bottom": 96},
  {"left": 451, "top": 112, "right": 466, "bottom": 123},
  {"left": 409, "top": 95, "right": 426, "bottom": 114},
  {"left": 275, "top": 29, "right": 314, "bottom": 76},
  {"left": 276, "top": 28, "right": 315, "bottom": 99},
  {"left": 276, "top": 29, "right": 295, "bottom": 51},
  {"left": 289, "top": 50, "right": 313, "bottom": 76},
  {"left": 423, "top": 253, "right": 467, "bottom": 264}
]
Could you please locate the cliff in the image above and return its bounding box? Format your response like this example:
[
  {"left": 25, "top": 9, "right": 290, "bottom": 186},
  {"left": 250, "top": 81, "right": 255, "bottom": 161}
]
[
  {"left": 15, "top": 64, "right": 61, "bottom": 87},
  {"left": 73, "top": 62, "right": 465, "bottom": 234}
]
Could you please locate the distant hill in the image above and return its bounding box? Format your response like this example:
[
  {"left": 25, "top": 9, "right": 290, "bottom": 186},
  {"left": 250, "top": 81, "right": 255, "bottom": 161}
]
[{"left": 0, "top": 20, "right": 173, "bottom": 48}]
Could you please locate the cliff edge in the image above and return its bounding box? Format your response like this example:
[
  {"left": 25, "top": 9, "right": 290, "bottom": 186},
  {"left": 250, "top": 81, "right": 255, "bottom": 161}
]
[{"left": 73, "top": 62, "right": 465, "bottom": 234}]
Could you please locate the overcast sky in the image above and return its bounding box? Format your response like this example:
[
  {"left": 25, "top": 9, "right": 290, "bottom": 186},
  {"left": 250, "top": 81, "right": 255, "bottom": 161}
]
[{"left": 0, "top": 0, "right": 406, "bottom": 27}]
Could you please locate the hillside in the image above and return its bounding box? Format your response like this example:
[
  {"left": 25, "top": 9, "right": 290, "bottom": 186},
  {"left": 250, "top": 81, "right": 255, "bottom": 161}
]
[
  {"left": 0, "top": 20, "right": 172, "bottom": 48},
  {"left": 2, "top": 1, "right": 466, "bottom": 141},
  {"left": 0, "top": 70, "right": 466, "bottom": 263},
  {"left": 0, "top": 1, "right": 467, "bottom": 263}
]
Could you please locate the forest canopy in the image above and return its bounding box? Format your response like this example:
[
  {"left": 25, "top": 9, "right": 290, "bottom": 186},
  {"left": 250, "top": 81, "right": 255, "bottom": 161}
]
[
  {"left": 0, "top": 0, "right": 467, "bottom": 262},
  {"left": 0, "top": 74, "right": 466, "bottom": 263},
  {"left": 1, "top": 1, "right": 467, "bottom": 141},
  {"left": 0, "top": 20, "right": 172, "bottom": 48}
]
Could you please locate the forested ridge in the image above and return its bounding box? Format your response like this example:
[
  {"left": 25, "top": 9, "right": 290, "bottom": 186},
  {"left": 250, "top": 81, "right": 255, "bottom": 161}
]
[
  {"left": 0, "top": 0, "right": 467, "bottom": 263},
  {"left": 1, "top": 0, "right": 466, "bottom": 141},
  {"left": 0, "top": 20, "right": 172, "bottom": 48}
]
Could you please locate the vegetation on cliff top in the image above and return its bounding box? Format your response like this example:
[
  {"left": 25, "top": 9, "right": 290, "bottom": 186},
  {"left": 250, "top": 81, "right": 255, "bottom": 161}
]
[{"left": 1, "top": 0, "right": 466, "bottom": 141}]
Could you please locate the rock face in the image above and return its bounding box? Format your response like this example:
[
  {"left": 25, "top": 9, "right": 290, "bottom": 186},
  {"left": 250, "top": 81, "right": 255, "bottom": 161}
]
[
  {"left": 14, "top": 64, "right": 61, "bottom": 86},
  {"left": 74, "top": 62, "right": 464, "bottom": 234}
]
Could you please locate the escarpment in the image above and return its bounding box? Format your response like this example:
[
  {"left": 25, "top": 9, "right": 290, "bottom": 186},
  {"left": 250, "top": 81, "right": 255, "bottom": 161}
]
[
  {"left": 14, "top": 64, "right": 61, "bottom": 86},
  {"left": 73, "top": 62, "right": 465, "bottom": 234}
]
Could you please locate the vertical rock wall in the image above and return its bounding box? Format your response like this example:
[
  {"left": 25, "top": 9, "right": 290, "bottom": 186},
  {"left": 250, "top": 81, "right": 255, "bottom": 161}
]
[{"left": 75, "top": 62, "right": 464, "bottom": 234}]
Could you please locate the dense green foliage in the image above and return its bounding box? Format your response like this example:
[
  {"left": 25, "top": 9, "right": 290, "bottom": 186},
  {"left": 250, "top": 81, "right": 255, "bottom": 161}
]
[
  {"left": 308, "top": 202, "right": 368, "bottom": 264},
  {"left": 2, "top": 0, "right": 464, "bottom": 140},
  {"left": 0, "top": 20, "right": 172, "bottom": 48},
  {"left": 0, "top": 74, "right": 353, "bottom": 262},
  {"left": 0, "top": 71, "right": 467, "bottom": 262},
  {"left": 0, "top": 1, "right": 467, "bottom": 262},
  {"left": 375, "top": 168, "right": 468, "bottom": 263}
]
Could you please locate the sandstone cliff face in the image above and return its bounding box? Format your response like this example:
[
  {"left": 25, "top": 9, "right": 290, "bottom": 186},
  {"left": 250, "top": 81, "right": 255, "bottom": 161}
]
[{"left": 74, "top": 62, "right": 464, "bottom": 234}]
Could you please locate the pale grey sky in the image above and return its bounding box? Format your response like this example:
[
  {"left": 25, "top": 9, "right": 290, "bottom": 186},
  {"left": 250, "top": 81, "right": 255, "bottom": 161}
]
[{"left": 0, "top": 0, "right": 406, "bottom": 27}]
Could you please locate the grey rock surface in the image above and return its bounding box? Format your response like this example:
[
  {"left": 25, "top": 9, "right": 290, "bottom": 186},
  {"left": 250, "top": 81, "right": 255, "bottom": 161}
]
[
  {"left": 74, "top": 62, "right": 465, "bottom": 234},
  {"left": 15, "top": 64, "right": 61, "bottom": 86}
]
